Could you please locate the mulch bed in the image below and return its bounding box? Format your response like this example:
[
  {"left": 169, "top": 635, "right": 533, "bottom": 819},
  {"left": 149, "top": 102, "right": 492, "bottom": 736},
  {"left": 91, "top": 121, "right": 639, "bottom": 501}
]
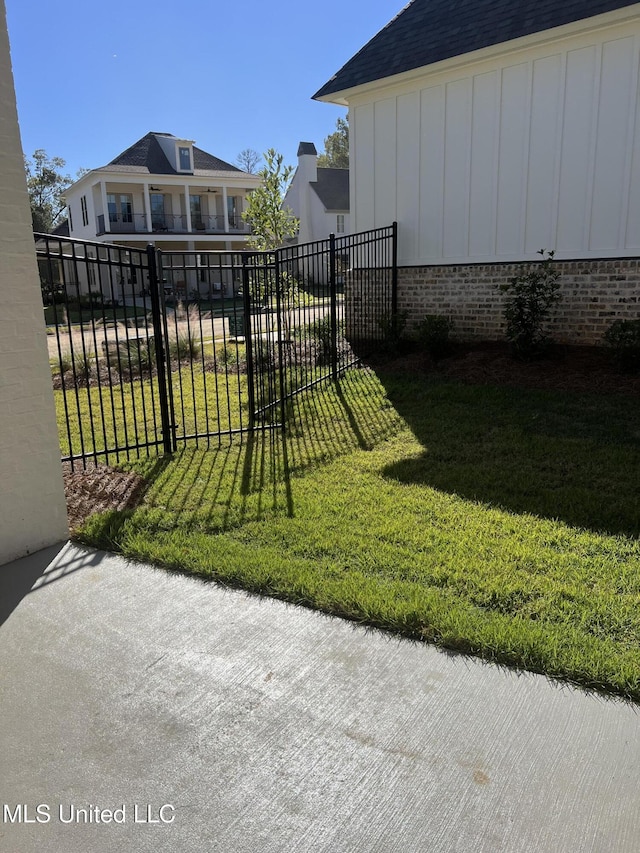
[
  {"left": 63, "top": 462, "right": 146, "bottom": 534},
  {"left": 371, "top": 341, "right": 640, "bottom": 396}
]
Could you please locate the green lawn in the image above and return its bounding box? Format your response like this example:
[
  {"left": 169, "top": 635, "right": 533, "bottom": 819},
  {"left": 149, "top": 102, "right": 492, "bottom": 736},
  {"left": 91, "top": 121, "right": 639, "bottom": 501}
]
[
  {"left": 76, "top": 366, "right": 640, "bottom": 701},
  {"left": 55, "top": 366, "right": 250, "bottom": 461}
]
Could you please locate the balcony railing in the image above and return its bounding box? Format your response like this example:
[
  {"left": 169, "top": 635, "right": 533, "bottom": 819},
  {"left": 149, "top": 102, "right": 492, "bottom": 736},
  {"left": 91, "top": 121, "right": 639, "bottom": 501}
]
[
  {"left": 151, "top": 214, "right": 187, "bottom": 233},
  {"left": 190, "top": 214, "right": 251, "bottom": 233},
  {"left": 97, "top": 212, "right": 251, "bottom": 236},
  {"left": 96, "top": 213, "right": 149, "bottom": 234}
]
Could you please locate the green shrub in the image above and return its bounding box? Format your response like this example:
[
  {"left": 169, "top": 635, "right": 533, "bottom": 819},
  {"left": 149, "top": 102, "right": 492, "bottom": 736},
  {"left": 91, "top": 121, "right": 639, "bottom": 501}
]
[
  {"left": 378, "top": 311, "right": 408, "bottom": 355},
  {"left": 52, "top": 354, "right": 72, "bottom": 375},
  {"left": 308, "top": 316, "right": 334, "bottom": 366},
  {"left": 497, "top": 250, "right": 561, "bottom": 359},
  {"left": 72, "top": 352, "right": 93, "bottom": 378},
  {"left": 603, "top": 319, "right": 640, "bottom": 371},
  {"left": 418, "top": 314, "right": 454, "bottom": 360},
  {"left": 215, "top": 344, "right": 239, "bottom": 368},
  {"left": 169, "top": 333, "right": 201, "bottom": 362}
]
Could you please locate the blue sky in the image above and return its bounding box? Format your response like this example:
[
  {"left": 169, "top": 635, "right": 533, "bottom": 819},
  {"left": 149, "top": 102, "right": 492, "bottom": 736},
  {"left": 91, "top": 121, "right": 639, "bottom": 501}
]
[{"left": 6, "top": 0, "right": 397, "bottom": 179}]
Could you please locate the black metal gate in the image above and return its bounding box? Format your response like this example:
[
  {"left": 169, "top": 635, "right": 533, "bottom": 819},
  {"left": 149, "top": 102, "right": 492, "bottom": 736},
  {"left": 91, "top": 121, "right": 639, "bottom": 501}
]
[{"left": 38, "top": 224, "right": 396, "bottom": 469}]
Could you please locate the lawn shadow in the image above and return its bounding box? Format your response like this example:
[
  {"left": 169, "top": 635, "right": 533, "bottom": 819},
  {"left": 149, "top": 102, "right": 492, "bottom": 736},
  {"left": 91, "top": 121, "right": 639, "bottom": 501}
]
[
  {"left": 79, "top": 366, "right": 404, "bottom": 545},
  {"left": 376, "top": 371, "right": 640, "bottom": 538},
  {"left": 285, "top": 367, "right": 404, "bottom": 477}
]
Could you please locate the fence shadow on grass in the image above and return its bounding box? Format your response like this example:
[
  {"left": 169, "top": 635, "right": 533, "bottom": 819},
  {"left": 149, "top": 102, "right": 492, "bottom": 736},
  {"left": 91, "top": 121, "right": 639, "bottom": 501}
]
[
  {"left": 377, "top": 372, "right": 640, "bottom": 539},
  {"left": 80, "top": 366, "right": 403, "bottom": 545},
  {"left": 284, "top": 368, "right": 404, "bottom": 480}
]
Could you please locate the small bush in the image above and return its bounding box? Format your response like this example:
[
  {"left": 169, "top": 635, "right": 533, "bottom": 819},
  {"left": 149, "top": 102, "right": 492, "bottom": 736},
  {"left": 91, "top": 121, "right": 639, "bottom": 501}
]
[
  {"left": 307, "top": 316, "right": 335, "bottom": 366},
  {"left": 497, "top": 250, "right": 561, "bottom": 359},
  {"left": 418, "top": 314, "right": 454, "bottom": 361},
  {"left": 378, "top": 311, "right": 408, "bottom": 355},
  {"left": 169, "top": 333, "right": 201, "bottom": 362},
  {"left": 603, "top": 319, "right": 640, "bottom": 371},
  {"left": 72, "top": 352, "right": 93, "bottom": 378},
  {"left": 78, "top": 290, "right": 104, "bottom": 310},
  {"left": 52, "top": 354, "right": 72, "bottom": 375},
  {"left": 215, "top": 344, "right": 239, "bottom": 368}
]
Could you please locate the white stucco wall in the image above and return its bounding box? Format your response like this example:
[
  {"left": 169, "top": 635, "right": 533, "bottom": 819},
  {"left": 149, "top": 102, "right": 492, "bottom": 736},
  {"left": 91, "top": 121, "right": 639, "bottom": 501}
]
[
  {"left": 308, "top": 197, "right": 350, "bottom": 243},
  {"left": 348, "top": 10, "right": 640, "bottom": 266},
  {"left": 0, "top": 0, "right": 68, "bottom": 564},
  {"left": 285, "top": 153, "right": 350, "bottom": 244}
]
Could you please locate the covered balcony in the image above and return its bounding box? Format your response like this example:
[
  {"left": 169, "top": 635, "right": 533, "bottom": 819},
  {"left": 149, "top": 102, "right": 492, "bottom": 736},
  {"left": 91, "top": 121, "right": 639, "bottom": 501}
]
[
  {"left": 93, "top": 183, "right": 253, "bottom": 237},
  {"left": 96, "top": 212, "right": 251, "bottom": 236}
]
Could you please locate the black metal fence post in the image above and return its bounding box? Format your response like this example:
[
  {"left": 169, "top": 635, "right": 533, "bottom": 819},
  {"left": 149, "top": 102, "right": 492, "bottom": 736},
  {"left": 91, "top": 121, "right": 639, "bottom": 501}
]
[
  {"left": 241, "top": 253, "right": 256, "bottom": 431},
  {"left": 146, "top": 244, "right": 174, "bottom": 455},
  {"left": 391, "top": 221, "right": 398, "bottom": 317},
  {"left": 274, "top": 249, "right": 287, "bottom": 433},
  {"left": 329, "top": 232, "right": 338, "bottom": 382}
]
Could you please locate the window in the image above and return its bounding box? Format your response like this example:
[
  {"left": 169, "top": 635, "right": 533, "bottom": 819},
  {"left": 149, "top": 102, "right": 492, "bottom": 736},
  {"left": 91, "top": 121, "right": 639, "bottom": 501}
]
[
  {"left": 68, "top": 205, "right": 73, "bottom": 232},
  {"left": 107, "top": 193, "right": 133, "bottom": 230},
  {"left": 179, "top": 147, "right": 191, "bottom": 171},
  {"left": 150, "top": 193, "right": 167, "bottom": 230},
  {"left": 336, "top": 214, "right": 345, "bottom": 234},
  {"left": 80, "top": 195, "right": 88, "bottom": 227}
]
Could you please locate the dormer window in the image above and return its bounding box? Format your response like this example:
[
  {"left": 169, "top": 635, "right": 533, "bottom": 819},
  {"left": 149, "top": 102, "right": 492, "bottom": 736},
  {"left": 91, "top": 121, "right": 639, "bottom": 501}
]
[{"left": 178, "top": 146, "right": 191, "bottom": 171}]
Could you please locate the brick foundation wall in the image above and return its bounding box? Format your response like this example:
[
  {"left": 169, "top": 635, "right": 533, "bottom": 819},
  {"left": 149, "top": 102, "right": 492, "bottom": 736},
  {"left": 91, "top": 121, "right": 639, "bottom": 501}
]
[
  {"left": 397, "top": 258, "right": 640, "bottom": 346},
  {"left": 344, "top": 268, "right": 394, "bottom": 341}
]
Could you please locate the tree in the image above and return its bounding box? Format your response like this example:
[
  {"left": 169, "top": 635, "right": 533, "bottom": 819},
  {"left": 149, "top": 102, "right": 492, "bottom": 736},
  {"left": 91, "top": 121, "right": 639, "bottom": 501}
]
[
  {"left": 235, "top": 148, "right": 262, "bottom": 174},
  {"left": 24, "top": 149, "right": 72, "bottom": 233},
  {"left": 317, "top": 116, "right": 349, "bottom": 168},
  {"left": 242, "top": 149, "right": 299, "bottom": 251}
]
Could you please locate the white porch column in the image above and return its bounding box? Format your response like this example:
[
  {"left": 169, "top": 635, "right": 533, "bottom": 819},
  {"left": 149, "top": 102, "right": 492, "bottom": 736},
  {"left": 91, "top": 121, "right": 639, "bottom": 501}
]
[
  {"left": 184, "top": 183, "right": 192, "bottom": 232},
  {"left": 143, "top": 183, "right": 152, "bottom": 232},
  {"left": 99, "top": 180, "right": 110, "bottom": 233},
  {"left": 222, "top": 186, "right": 229, "bottom": 232}
]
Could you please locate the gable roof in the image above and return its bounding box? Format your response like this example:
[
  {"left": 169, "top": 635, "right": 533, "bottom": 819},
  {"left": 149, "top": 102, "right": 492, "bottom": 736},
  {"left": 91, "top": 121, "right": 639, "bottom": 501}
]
[
  {"left": 314, "top": 0, "right": 640, "bottom": 99},
  {"left": 94, "top": 132, "right": 245, "bottom": 177},
  {"left": 310, "top": 168, "right": 349, "bottom": 211}
]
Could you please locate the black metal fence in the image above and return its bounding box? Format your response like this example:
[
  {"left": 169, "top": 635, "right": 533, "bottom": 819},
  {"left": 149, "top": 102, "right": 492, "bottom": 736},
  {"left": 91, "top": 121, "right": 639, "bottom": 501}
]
[{"left": 38, "top": 224, "right": 396, "bottom": 469}]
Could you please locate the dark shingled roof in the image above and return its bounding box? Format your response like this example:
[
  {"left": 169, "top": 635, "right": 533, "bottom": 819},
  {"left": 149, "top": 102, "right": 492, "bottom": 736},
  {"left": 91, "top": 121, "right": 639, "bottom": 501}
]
[
  {"left": 311, "top": 168, "right": 350, "bottom": 211},
  {"left": 297, "top": 142, "right": 318, "bottom": 156},
  {"left": 95, "top": 132, "right": 244, "bottom": 176},
  {"left": 50, "top": 218, "right": 70, "bottom": 237},
  {"left": 314, "top": 0, "right": 639, "bottom": 98}
]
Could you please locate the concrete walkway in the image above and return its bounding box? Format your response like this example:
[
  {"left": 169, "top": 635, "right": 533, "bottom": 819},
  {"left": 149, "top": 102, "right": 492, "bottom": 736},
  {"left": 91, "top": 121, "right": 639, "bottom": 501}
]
[{"left": 1, "top": 543, "right": 639, "bottom": 853}]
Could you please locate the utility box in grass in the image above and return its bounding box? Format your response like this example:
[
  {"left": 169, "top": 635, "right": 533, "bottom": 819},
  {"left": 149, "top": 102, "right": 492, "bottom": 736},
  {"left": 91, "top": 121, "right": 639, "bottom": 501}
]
[{"left": 228, "top": 312, "right": 245, "bottom": 338}]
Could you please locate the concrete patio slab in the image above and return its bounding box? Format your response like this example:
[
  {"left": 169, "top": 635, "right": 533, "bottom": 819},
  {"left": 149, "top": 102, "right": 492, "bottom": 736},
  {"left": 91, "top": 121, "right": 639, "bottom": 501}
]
[{"left": 1, "top": 542, "right": 638, "bottom": 852}]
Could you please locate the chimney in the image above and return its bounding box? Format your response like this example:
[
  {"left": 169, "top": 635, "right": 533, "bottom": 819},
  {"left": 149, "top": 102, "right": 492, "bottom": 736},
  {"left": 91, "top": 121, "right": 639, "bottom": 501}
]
[{"left": 297, "top": 141, "right": 318, "bottom": 184}]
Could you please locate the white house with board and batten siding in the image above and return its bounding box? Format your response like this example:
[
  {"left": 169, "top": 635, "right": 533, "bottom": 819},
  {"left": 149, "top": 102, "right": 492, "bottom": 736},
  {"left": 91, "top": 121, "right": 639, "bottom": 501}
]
[{"left": 314, "top": 0, "right": 640, "bottom": 345}]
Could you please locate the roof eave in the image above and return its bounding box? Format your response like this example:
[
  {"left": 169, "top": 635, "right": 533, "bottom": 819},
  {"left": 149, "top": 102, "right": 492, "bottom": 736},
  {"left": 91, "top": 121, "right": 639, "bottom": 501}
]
[
  {"left": 312, "top": 89, "right": 350, "bottom": 106},
  {"left": 313, "top": 1, "right": 640, "bottom": 103}
]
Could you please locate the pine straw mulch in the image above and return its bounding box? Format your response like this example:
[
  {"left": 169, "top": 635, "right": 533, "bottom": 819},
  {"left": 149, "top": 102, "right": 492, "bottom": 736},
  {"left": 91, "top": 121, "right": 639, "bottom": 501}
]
[
  {"left": 64, "top": 342, "right": 639, "bottom": 534},
  {"left": 369, "top": 341, "right": 640, "bottom": 396},
  {"left": 63, "top": 462, "right": 147, "bottom": 535}
]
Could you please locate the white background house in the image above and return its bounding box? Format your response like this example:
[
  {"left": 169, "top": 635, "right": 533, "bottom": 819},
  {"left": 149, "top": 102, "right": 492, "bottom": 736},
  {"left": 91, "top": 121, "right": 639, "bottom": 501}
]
[
  {"left": 314, "top": 0, "right": 640, "bottom": 344},
  {"left": 64, "top": 132, "right": 261, "bottom": 254},
  {"left": 284, "top": 142, "right": 350, "bottom": 244}
]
